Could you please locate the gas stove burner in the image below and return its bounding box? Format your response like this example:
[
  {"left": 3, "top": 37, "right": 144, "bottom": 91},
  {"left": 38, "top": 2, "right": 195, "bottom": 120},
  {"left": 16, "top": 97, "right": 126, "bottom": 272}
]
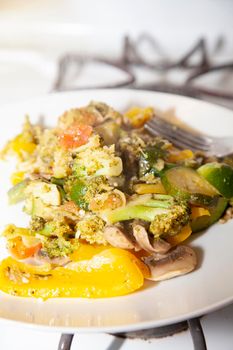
[
  {"left": 57, "top": 317, "right": 207, "bottom": 350},
  {"left": 115, "top": 320, "right": 188, "bottom": 339}
]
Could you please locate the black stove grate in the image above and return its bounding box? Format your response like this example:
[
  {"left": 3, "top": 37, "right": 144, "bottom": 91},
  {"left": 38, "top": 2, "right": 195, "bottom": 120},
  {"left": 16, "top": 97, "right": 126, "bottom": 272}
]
[
  {"left": 52, "top": 35, "right": 233, "bottom": 101},
  {"left": 58, "top": 317, "right": 207, "bottom": 350}
]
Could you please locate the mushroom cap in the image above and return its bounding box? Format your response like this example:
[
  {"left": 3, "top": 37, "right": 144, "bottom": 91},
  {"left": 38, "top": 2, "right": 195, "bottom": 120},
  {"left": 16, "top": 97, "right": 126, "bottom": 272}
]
[
  {"left": 104, "top": 225, "right": 139, "bottom": 250},
  {"left": 132, "top": 223, "right": 171, "bottom": 254},
  {"left": 35, "top": 250, "right": 71, "bottom": 266},
  {"left": 143, "top": 245, "right": 197, "bottom": 281}
]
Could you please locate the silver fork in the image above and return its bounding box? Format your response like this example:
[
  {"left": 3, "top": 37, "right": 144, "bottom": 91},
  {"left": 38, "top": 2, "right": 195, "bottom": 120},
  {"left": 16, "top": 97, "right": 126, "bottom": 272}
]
[{"left": 145, "top": 117, "right": 233, "bottom": 157}]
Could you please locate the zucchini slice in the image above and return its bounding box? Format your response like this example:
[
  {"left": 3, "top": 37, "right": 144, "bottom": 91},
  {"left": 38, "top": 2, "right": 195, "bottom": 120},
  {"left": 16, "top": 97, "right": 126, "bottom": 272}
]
[
  {"left": 197, "top": 162, "right": 233, "bottom": 199},
  {"left": 191, "top": 197, "right": 228, "bottom": 232},
  {"left": 161, "top": 166, "right": 219, "bottom": 199}
]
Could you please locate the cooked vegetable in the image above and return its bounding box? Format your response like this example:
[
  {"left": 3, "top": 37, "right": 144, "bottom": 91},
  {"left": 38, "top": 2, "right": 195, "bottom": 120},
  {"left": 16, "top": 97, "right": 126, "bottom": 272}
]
[
  {"left": 75, "top": 215, "right": 107, "bottom": 245},
  {"left": 132, "top": 223, "right": 171, "bottom": 253},
  {"left": 143, "top": 245, "right": 197, "bottom": 281},
  {"left": 2, "top": 224, "right": 33, "bottom": 239},
  {"left": 162, "top": 166, "right": 219, "bottom": 199},
  {"left": 197, "top": 162, "right": 233, "bottom": 199},
  {"left": 24, "top": 197, "right": 52, "bottom": 218},
  {"left": 8, "top": 236, "right": 41, "bottom": 260},
  {"left": 139, "top": 144, "right": 167, "bottom": 177},
  {"left": 8, "top": 179, "right": 29, "bottom": 205},
  {"left": 59, "top": 123, "right": 93, "bottom": 149},
  {"left": 73, "top": 144, "right": 123, "bottom": 177},
  {"left": 104, "top": 204, "right": 166, "bottom": 223},
  {"left": 166, "top": 224, "right": 192, "bottom": 245},
  {"left": 29, "top": 216, "right": 46, "bottom": 232},
  {"left": 41, "top": 237, "right": 77, "bottom": 259},
  {"left": 104, "top": 225, "right": 137, "bottom": 250},
  {"left": 38, "top": 220, "right": 72, "bottom": 237},
  {"left": 70, "top": 179, "right": 88, "bottom": 209},
  {"left": 104, "top": 194, "right": 190, "bottom": 239},
  {"left": 70, "top": 242, "right": 107, "bottom": 261},
  {"left": 10, "top": 171, "right": 25, "bottom": 185},
  {"left": 25, "top": 181, "right": 61, "bottom": 206},
  {"left": 191, "top": 197, "right": 228, "bottom": 232},
  {"left": 81, "top": 176, "right": 111, "bottom": 203},
  {"left": 1, "top": 117, "right": 37, "bottom": 160},
  {"left": 94, "top": 120, "right": 121, "bottom": 145},
  {"left": 133, "top": 182, "right": 166, "bottom": 195},
  {"left": 149, "top": 201, "right": 190, "bottom": 239},
  {"left": 167, "top": 149, "right": 194, "bottom": 163},
  {"left": 89, "top": 189, "right": 126, "bottom": 212},
  {"left": 0, "top": 249, "right": 148, "bottom": 298},
  {"left": 124, "top": 106, "right": 154, "bottom": 128},
  {"left": 191, "top": 207, "right": 210, "bottom": 219}
]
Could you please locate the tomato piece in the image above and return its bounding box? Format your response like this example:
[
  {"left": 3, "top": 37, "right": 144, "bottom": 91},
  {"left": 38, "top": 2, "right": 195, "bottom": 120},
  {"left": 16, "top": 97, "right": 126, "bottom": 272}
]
[
  {"left": 59, "top": 123, "right": 93, "bottom": 149},
  {"left": 9, "top": 237, "right": 42, "bottom": 260}
]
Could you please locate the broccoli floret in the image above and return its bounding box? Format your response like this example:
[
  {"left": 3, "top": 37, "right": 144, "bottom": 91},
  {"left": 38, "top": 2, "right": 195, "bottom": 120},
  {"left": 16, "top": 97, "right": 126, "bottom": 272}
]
[
  {"left": 30, "top": 216, "right": 46, "bottom": 231},
  {"left": 118, "top": 131, "right": 170, "bottom": 184},
  {"left": 32, "top": 219, "right": 73, "bottom": 237},
  {"left": 103, "top": 194, "right": 190, "bottom": 239},
  {"left": 65, "top": 176, "right": 113, "bottom": 210},
  {"left": 76, "top": 215, "right": 107, "bottom": 245},
  {"left": 139, "top": 144, "right": 167, "bottom": 177},
  {"left": 84, "top": 176, "right": 112, "bottom": 203},
  {"left": 41, "top": 237, "right": 78, "bottom": 258},
  {"left": 149, "top": 203, "right": 190, "bottom": 239},
  {"left": 69, "top": 178, "right": 88, "bottom": 209},
  {"left": 72, "top": 144, "right": 122, "bottom": 178}
]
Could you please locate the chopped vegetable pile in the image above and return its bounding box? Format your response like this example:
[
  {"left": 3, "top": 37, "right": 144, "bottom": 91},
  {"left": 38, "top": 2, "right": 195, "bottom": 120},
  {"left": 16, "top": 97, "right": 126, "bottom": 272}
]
[{"left": 0, "top": 101, "right": 232, "bottom": 299}]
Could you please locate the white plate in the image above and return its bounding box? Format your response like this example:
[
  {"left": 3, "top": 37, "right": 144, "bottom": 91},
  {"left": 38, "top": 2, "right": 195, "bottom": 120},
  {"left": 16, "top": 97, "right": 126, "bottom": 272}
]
[{"left": 0, "top": 89, "right": 233, "bottom": 334}]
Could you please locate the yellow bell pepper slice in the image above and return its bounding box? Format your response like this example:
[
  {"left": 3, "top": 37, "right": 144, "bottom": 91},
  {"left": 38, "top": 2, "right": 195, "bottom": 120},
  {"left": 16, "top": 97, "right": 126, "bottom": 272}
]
[
  {"left": 124, "top": 106, "right": 154, "bottom": 128},
  {"left": 191, "top": 207, "right": 210, "bottom": 219},
  {"left": 10, "top": 171, "right": 25, "bottom": 185},
  {"left": 167, "top": 149, "right": 194, "bottom": 163},
  {"left": 70, "top": 242, "right": 108, "bottom": 261},
  {"left": 11, "top": 134, "right": 36, "bottom": 154},
  {"left": 0, "top": 248, "right": 149, "bottom": 299},
  {"left": 166, "top": 224, "right": 192, "bottom": 246},
  {"left": 133, "top": 182, "right": 166, "bottom": 195}
]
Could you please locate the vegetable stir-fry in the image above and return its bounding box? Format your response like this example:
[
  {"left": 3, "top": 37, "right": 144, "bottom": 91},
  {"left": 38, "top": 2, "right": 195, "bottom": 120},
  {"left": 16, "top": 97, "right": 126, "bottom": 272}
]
[{"left": 0, "top": 101, "right": 232, "bottom": 298}]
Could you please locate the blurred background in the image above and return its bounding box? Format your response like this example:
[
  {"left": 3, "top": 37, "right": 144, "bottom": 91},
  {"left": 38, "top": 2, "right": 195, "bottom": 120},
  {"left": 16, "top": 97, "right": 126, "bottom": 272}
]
[
  {"left": 1, "top": 1, "right": 233, "bottom": 349},
  {"left": 0, "top": 0, "right": 233, "bottom": 106}
]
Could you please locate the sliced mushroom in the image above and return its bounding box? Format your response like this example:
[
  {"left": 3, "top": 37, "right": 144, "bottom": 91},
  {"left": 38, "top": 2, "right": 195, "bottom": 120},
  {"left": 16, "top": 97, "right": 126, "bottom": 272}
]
[
  {"left": 152, "top": 238, "right": 171, "bottom": 254},
  {"left": 104, "top": 225, "right": 139, "bottom": 250},
  {"left": 35, "top": 250, "right": 71, "bottom": 266},
  {"left": 143, "top": 245, "right": 197, "bottom": 281},
  {"left": 132, "top": 223, "right": 171, "bottom": 254}
]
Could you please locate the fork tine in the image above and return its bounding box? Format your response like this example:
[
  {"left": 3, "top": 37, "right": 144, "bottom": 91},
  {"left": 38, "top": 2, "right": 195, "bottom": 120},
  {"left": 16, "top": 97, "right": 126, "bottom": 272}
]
[
  {"left": 146, "top": 121, "right": 210, "bottom": 151},
  {"left": 147, "top": 117, "right": 211, "bottom": 148},
  {"left": 145, "top": 123, "right": 209, "bottom": 152},
  {"left": 145, "top": 118, "right": 211, "bottom": 151}
]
